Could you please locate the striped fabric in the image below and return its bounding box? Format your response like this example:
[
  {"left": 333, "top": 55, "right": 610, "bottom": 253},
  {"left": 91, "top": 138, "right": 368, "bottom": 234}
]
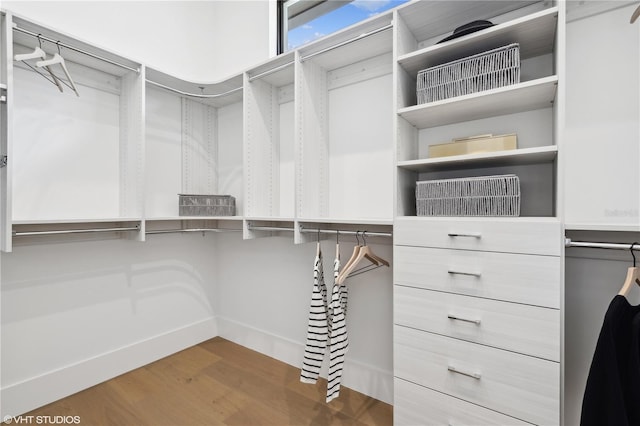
[
  {"left": 326, "top": 256, "right": 348, "bottom": 403},
  {"left": 300, "top": 251, "right": 328, "bottom": 384}
]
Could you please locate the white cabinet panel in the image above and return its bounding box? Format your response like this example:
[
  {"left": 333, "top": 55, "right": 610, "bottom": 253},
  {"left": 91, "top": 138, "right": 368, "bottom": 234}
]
[
  {"left": 394, "top": 245, "right": 561, "bottom": 308},
  {"left": 395, "top": 285, "right": 560, "bottom": 361},
  {"left": 394, "top": 217, "right": 562, "bottom": 255},
  {"left": 394, "top": 326, "right": 560, "bottom": 425},
  {"left": 394, "top": 378, "right": 532, "bottom": 426},
  {"left": 564, "top": 4, "right": 640, "bottom": 229}
]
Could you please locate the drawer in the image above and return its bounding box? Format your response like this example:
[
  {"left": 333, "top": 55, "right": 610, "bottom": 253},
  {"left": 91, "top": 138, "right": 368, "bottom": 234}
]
[
  {"left": 394, "top": 245, "right": 560, "bottom": 308},
  {"left": 394, "top": 378, "right": 532, "bottom": 426},
  {"left": 394, "top": 217, "right": 561, "bottom": 256},
  {"left": 395, "top": 286, "right": 560, "bottom": 361},
  {"left": 394, "top": 326, "right": 560, "bottom": 425}
]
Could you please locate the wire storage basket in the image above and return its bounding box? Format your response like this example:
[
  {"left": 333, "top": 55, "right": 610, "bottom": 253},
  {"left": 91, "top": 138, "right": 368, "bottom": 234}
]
[
  {"left": 179, "top": 194, "right": 236, "bottom": 216},
  {"left": 416, "top": 174, "right": 521, "bottom": 216},
  {"left": 417, "top": 43, "right": 521, "bottom": 104}
]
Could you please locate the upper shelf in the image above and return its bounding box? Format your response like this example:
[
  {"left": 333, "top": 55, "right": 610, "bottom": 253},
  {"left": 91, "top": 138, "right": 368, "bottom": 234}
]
[
  {"left": 397, "top": 145, "right": 558, "bottom": 173},
  {"left": 398, "top": 75, "right": 558, "bottom": 128},
  {"left": 398, "top": 6, "right": 558, "bottom": 78},
  {"left": 247, "top": 51, "right": 295, "bottom": 87}
]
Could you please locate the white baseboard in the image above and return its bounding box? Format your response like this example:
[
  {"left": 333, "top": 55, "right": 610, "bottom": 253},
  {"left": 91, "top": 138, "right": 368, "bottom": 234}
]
[
  {"left": 0, "top": 317, "right": 218, "bottom": 418},
  {"left": 217, "top": 316, "right": 393, "bottom": 405}
]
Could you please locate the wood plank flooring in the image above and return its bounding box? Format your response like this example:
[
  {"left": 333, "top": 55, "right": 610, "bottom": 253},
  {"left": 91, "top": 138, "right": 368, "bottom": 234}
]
[{"left": 19, "top": 337, "right": 393, "bottom": 425}]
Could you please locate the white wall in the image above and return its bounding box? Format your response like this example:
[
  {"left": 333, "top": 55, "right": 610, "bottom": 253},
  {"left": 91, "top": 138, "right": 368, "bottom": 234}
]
[
  {"left": 214, "top": 233, "right": 394, "bottom": 404},
  {"left": 3, "top": 1, "right": 272, "bottom": 82},
  {"left": 1, "top": 234, "right": 219, "bottom": 417}
]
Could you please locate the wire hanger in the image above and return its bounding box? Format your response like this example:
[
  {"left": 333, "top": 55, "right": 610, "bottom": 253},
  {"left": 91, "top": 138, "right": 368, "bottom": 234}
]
[
  {"left": 618, "top": 242, "right": 640, "bottom": 297},
  {"left": 36, "top": 41, "right": 80, "bottom": 97},
  {"left": 14, "top": 35, "right": 63, "bottom": 93},
  {"left": 316, "top": 228, "right": 321, "bottom": 257}
]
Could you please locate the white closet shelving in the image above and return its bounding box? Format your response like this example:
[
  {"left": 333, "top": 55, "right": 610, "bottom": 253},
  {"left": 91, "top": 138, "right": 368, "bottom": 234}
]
[
  {"left": 395, "top": 2, "right": 560, "bottom": 219},
  {"left": 144, "top": 67, "right": 244, "bottom": 234},
  {"left": 2, "top": 12, "right": 144, "bottom": 251},
  {"left": 392, "top": 1, "right": 564, "bottom": 424},
  {"left": 296, "top": 13, "right": 394, "bottom": 229}
]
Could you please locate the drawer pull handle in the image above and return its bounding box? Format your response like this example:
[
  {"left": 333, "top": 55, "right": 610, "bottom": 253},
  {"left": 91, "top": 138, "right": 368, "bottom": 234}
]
[
  {"left": 448, "top": 269, "right": 481, "bottom": 278},
  {"left": 447, "top": 232, "right": 482, "bottom": 238},
  {"left": 448, "top": 365, "right": 482, "bottom": 380},
  {"left": 447, "top": 314, "right": 481, "bottom": 325}
]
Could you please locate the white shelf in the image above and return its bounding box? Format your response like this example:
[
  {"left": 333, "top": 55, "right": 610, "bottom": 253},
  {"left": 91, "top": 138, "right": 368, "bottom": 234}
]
[
  {"left": 297, "top": 217, "right": 393, "bottom": 226},
  {"left": 397, "top": 145, "right": 558, "bottom": 172},
  {"left": 146, "top": 216, "right": 244, "bottom": 222},
  {"left": 564, "top": 223, "right": 640, "bottom": 232},
  {"left": 398, "top": 76, "right": 558, "bottom": 129},
  {"left": 12, "top": 218, "right": 142, "bottom": 225},
  {"left": 398, "top": 7, "right": 558, "bottom": 77},
  {"left": 245, "top": 217, "right": 295, "bottom": 222}
]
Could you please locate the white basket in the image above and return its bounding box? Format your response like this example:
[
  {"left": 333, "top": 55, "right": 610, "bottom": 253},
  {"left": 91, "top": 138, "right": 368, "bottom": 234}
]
[
  {"left": 417, "top": 43, "right": 520, "bottom": 104},
  {"left": 416, "top": 174, "right": 520, "bottom": 217}
]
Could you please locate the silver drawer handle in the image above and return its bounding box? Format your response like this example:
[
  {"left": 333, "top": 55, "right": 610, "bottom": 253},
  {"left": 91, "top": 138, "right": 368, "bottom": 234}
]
[
  {"left": 448, "top": 365, "right": 482, "bottom": 380},
  {"left": 447, "top": 314, "right": 481, "bottom": 325},
  {"left": 448, "top": 269, "right": 481, "bottom": 277},
  {"left": 447, "top": 232, "right": 482, "bottom": 238}
]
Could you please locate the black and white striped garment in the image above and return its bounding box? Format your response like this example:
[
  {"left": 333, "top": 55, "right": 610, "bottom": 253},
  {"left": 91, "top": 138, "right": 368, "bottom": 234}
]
[
  {"left": 326, "top": 256, "right": 348, "bottom": 403},
  {"left": 299, "top": 250, "right": 328, "bottom": 384}
]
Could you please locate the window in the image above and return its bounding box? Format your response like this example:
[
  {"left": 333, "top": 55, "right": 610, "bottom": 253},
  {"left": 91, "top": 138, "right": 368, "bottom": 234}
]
[{"left": 278, "top": 0, "right": 410, "bottom": 53}]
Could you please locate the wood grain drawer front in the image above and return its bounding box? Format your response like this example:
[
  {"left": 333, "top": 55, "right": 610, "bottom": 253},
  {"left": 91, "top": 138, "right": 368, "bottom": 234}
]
[
  {"left": 395, "top": 286, "right": 560, "bottom": 361},
  {"left": 394, "top": 378, "right": 533, "bottom": 426},
  {"left": 394, "top": 326, "right": 560, "bottom": 425},
  {"left": 394, "top": 245, "right": 560, "bottom": 308},
  {"left": 394, "top": 217, "right": 561, "bottom": 256}
]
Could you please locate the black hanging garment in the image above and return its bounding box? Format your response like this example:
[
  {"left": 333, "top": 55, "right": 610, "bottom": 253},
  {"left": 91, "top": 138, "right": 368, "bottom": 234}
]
[{"left": 580, "top": 295, "right": 640, "bottom": 426}]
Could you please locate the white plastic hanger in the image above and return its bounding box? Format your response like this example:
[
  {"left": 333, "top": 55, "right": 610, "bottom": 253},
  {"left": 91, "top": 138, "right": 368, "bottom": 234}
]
[
  {"left": 14, "top": 45, "right": 63, "bottom": 92},
  {"left": 37, "top": 51, "right": 80, "bottom": 97},
  {"left": 618, "top": 242, "right": 640, "bottom": 297}
]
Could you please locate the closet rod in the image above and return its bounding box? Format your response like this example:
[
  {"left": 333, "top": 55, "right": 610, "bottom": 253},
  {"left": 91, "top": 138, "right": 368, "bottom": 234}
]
[
  {"left": 13, "top": 225, "right": 140, "bottom": 237},
  {"left": 299, "top": 227, "right": 392, "bottom": 238},
  {"left": 12, "top": 25, "right": 140, "bottom": 73},
  {"left": 146, "top": 79, "right": 243, "bottom": 99},
  {"left": 300, "top": 23, "right": 393, "bottom": 62},
  {"left": 565, "top": 238, "right": 640, "bottom": 251},
  {"left": 146, "top": 228, "right": 241, "bottom": 235},
  {"left": 248, "top": 61, "right": 295, "bottom": 82}
]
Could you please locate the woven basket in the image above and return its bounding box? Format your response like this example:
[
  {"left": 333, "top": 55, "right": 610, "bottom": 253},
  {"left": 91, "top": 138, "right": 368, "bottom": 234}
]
[
  {"left": 416, "top": 174, "right": 520, "bottom": 216},
  {"left": 179, "top": 194, "right": 236, "bottom": 216},
  {"left": 417, "top": 43, "right": 521, "bottom": 104}
]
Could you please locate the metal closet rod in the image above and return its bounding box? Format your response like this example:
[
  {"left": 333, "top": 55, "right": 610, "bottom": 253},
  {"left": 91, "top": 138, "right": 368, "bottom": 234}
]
[
  {"left": 12, "top": 25, "right": 140, "bottom": 73},
  {"left": 300, "top": 23, "right": 393, "bottom": 62},
  {"left": 248, "top": 61, "right": 295, "bottom": 82},
  {"left": 300, "top": 227, "right": 392, "bottom": 238},
  {"left": 13, "top": 225, "right": 140, "bottom": 237},
  {"left": 146, "top": 79, "right": 243, "bottom": 99},
  {"left": 565, "top": 238, "right": 640, "bottom": 251},
  {"left": 146, "top": 228, "right": 241, "bottom": 235}
]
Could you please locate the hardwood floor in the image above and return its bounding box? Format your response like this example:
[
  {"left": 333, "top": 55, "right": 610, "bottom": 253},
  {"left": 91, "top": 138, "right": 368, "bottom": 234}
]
[{"left": 19, "top": 338, "right": 393, "bottom": 425}]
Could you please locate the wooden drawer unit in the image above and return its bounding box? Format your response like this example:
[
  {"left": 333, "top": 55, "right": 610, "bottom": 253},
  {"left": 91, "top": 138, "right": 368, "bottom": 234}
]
[
  {"left": 394, "top": 378, "right": 533, "bottom": 426},
  {"left": 394, "top": 245, "right": 561, "bottom": 308},
  {"left": 395, "top": 286, "right": 560, "bottom": 361},
  {"left": 394, "top": 217, "right": 561, "bottom": 256},
  {"left": 394, "top": 326, "right": 560, "bottom": 425}
]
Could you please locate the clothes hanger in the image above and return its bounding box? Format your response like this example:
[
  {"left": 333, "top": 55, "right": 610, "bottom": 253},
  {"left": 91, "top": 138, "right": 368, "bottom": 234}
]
[
  {"left": 631, "top": 3, "right": 640, "bottom": 24},
  {"left": 316, "top": 229, "right": 321, "bottom": 257},
  {"left": 618, "top": 242, "right": 640, "bottom": 297},
  {"left": 337, "top": 231, "right": 389, "bottom": 284},
  {"left": 337, "top": 231, "right": 363, "bottom": 283},
  {"left": 335, "top": 230, "right": 340, "bottom": 261},
  {"left": 14, "top": 37, "right": 64, "bottom": 92},
  {"left": 36, "top": 42, "right": 80, "bottom": 97}
]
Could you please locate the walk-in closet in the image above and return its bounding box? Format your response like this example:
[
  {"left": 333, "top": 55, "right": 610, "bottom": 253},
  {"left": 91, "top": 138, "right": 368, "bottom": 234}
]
[{"left": 1, "top": 1, "right": 638, "bottom": 425}]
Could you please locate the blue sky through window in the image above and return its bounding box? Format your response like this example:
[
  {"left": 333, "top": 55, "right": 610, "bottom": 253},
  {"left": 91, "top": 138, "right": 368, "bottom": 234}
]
[{"left": 287, "top": 0, "right": 409, "bottom": 51}]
